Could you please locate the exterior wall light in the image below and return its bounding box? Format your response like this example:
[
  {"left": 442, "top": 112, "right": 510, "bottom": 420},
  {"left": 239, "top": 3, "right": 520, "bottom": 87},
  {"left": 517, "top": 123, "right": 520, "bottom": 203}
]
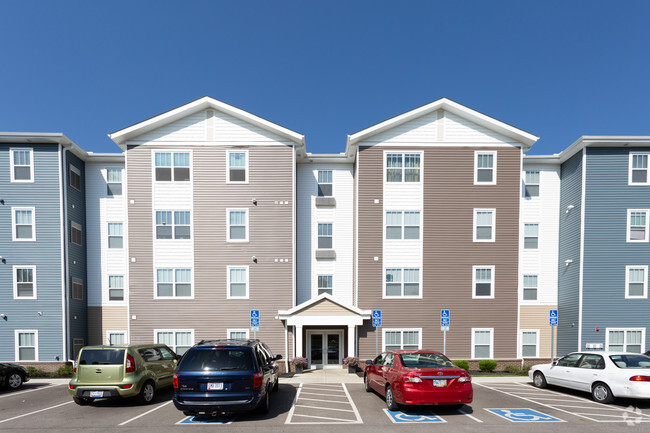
[{"left": 565, "top": 259, "right": 573, "bottom": 266}]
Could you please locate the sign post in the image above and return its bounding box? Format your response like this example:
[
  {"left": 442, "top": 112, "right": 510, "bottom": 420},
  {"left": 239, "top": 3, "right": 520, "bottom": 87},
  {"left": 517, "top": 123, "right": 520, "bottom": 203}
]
[
  {"left": 250, "top": 310, "right": 260, "bottom": 339},
  {"left": 549, "top": 309, "right": 558, "bottom": 361},
  {"left": 372, "top": 310, "right": 382, "bottom": 357},
  {"left": 440, "top": 310, "right": 450, "bottom": 355}
]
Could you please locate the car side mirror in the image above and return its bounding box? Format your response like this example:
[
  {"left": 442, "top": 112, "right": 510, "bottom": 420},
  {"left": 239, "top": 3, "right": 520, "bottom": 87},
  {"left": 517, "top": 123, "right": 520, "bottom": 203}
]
[
  {"left": 552, "top": 360, "right": 558, "bottom": 366},
  {"left": 365, "top": 360, "right": 374, "bottom": 365},
  {"left": 275, "top": 354, "right": 283, "bottom": 361}
]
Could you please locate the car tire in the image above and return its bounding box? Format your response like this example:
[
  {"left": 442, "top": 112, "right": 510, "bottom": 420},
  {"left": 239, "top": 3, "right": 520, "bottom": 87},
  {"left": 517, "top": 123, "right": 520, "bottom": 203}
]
[
  {"left": 592, "top": 382, "right": 614, "bottom": 404},
  {"left": 533, "top": 371, "right": 547, "bottom": 388},
  {"left": 73, "top": 396, "right": 93, "bottom": 405},
  {"left": 385, "top": 385, "right": 399, "bottom": 411},
  {"left": 364, "top": 375, "right": 372, "bottom": 392},
  {"left": 257, "top": 389, "right": 270, "bottom": 414},
  {"left": 6, "top": 372, "right": 24, "bottom": 390},
  {"left": 137, "top": 381, "right": 156, "bottom": 405}
]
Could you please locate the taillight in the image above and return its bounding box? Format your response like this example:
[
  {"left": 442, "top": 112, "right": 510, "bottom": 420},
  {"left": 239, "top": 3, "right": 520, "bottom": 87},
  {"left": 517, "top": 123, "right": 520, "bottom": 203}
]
[
  {"left": 69, "top": 384, "right": 75, "bottom": 389},
  {"left": 73, "top": 352, "right": 80, "bottom": 373},
  {"left": 629, "top": 375, "right": 650, "bottom": 382},
  {"left": 126, "top": 353, "right": 136, "bottom": 373},
  {"left": 173, "top": 373, "right": 178, "bottom": 389},
  {"left": 122, "top": 384, "right": 133, "bottom": 389},
  {"left": 253, "top": 372, "right": 263, "bottom": 388},
  {"left": 402, "top": 372, "right": 423, "bottom": 383},
  {"left": 458, "top": 376, "right": 471, "bottom": 383}
]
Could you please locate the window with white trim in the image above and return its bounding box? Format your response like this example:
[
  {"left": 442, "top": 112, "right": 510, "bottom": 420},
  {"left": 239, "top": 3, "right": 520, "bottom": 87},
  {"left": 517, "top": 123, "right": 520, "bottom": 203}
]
[
  {"left": 10, "top": 148, "right": 33, "bottom": 182},
  {"left": 107, "top": 331, "right": 126, "bottom": 345},
  {"left": 12, "top": 207, "right": 35, "bottom": 241},
  {"left": 227, "top": 151, "right": 248, "bottom": 183},
  {"left": 627, "top": 210, "right": 649, "bottom": 242},
  {"left": 154, "top": 152, "right": 190, "bottom": 182},
  {"left": 109, "top": 275, "right": 125, "bottom": 301},
  {"left": 227, "top": 267, "right": 249, "bottom": 298},
  {"left": 625, "top": 266, "right": 648, "bottom": 299},
  {"left": 383, "top": 329, "right": 421, "bottom": 351},
  {"left": 72, "top": 277, "right": 83, "bottom": 300},
  {"left": 525, "top": 171, "right": 540, "bottom": 197},
  {"left": 472, "top": 328, "right": 493, "bottom": 359},
  {"left": 156, "top": 329, "right": 193, "bottom": 355},
  {"left": 71, "top": 221, "right": 82, "bottom": 246},
  {"left": 473, "top": 266, "right": 494, "bottom": 298},
  {"left": 386, "top": 211, "right": 420, "bottom": 240},
  {"left": 107, "top": 168, "right": 122, "bottom": 196},
  {"left": 475, "top": 151, "right": 496, "bottom": 185},
  {"left": 385, "top": 268, "right": 420, "bottom": 297},
  {"left": 318, "top": 223, "right": 333, "bottom": 248},
  {"left": 607, "top": 328, "right": 645, "bottom": 353},
  {"left": 318, "top": 275, "right": 333, "bottom": 296},
  {"left": 629, "top": 153, "right": 649, "bottom": 185},
  {"left": 13, "top": 266, "right": 36, "bottom": 299},
  {"left": 523, "top": 274, "right": 537, "bottom": 300},
  {"left": 228, "top": 329, "right": 250, "bottom": 340},
  {"left": 156, "top": 269, "right": 192, "bottom": 298},
  {"left": 15, "top": 330, "right": 38, "bottom": 361},
  {"left": 70, "top": 165, "right": 81, "bottom": 191},
  {"left": 107, "top": 222, "right": 123, "bottom": 248},
  {"left": 524, "top": 223, "right": 539, "bottom": 249},
  {"left": 521, "top": 330, "right": 539, "bottom": 357},
  {"left": 227, "top": 209, "right": 248, "bottom": 242},
  {"left": 156, "top": 211, "right": 191, "bottom": 239},
  {"left": 317, "top": 170, "right": 333, "bottom": 196},
  {"left": 386, "top": 153, "right": 421, "bottom": 183},
  {"left": 474, "top": 209, "right": 495, "bottom": 242}
]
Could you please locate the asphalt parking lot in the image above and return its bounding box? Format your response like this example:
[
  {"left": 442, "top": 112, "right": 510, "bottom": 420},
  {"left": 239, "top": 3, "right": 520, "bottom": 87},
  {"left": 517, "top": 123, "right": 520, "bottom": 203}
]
[{"left": 1, "top": 377, "right": 649, "bottom": 432}]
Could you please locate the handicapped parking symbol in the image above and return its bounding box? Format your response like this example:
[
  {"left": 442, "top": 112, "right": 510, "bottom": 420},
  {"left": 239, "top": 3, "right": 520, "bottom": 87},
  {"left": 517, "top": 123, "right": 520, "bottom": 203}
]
[
  {"left": 384, "top": 409, "right": 445, "bottom": 423},
  {"left": 487, "top": 408, "right": 563, "bottom": 422}
]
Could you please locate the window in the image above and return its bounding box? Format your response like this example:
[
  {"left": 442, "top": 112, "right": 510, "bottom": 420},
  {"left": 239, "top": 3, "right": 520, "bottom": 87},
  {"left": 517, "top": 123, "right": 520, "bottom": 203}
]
[
  {"left": 71, "top": 221, "right": 82, "bottom": 246},
  {"left": 383, "top": 329, "right": 421, "bottom": 351},
  {"left": 473, "top": 266, "right": 495, "bottom": 298},
  {"left": 13, "top": 266, "right": 36, "bottom": 299},
  {"left": 70, "top": 165, "right": 81, "bottom": 191},
  {"left": 626, "top": 266, "right": 648, "bottom": 299},
  {"left": 228, "top": 151, "right": 248, "bottom": 183},
  {"left": 15, "top": 330, "right": 38, "bottom": 361},
  {"left": 475, "top": 151, "right": 496, "bottom": 185},
  {"left": 386, "top": 211, "right": 420, "bottom": 240},
  {"left": 107, "top": 331, "right": 126, "bottom": 345},
  {"left": 523, "top": 275, "right": 538, "bottom": 300},
  {"left": 228, "top": 329, "right": 249, "bottom": 340},
  {"left": 474, "top": 209, "right": 495, "bottom": 242},
  {"left": 607, "top": 328, "right": 645, "bottom": 353},
  {"left": 318, "top": 223, "right": 333, "bottom": 248},
  {"left": 12, "top": 207, "right": 35, "bottom": 241},
  {"left": 227, "top": 267, "right": 249, "bottom": 298},
  {"left": 109, "top": 275, "right": 125, "bottom": 301},
  {"left": 108, "top": 222, "right": 123, "bottom": 248},
  {"left": 227, "top": 209, "right": 248, "bottom": 242},
  {"left": 155, "top": 211, "right": 191, "bottom": 239},
  {"left": 154, "top": 152, "right": 190, "bottom": 182},
  {"left": 174, "top": 211, "right": 191, "bottom": 239},
  {"left": 318, "top": 275, "right": 333, "bottom": 296},
  {"left": 472, "top": 328, "right": 493, "bottom": 359},
  {"left": 386, "top": 153, "right": 421, "bottom": 183},
  {"left": 627, "top": 210, "right": 649, "bottom": 242},
  {"left": 107, "top": 168, "right": 122, "bottom": 196},
  {"left": 521, "top": 330, "right": 539, "bottom": 357},
  {"left": 156, "top": 269, "right": 192, "bottom": 298},
  {"left": 156, "top": 329, "right": 193, "bottom": 355},
  {"left": 525, "top": 171, "right": 540, "bottom": 197},
  {"left": 385, "top": 268, "right": 420, "bottom": 298},
  {"left": 317, "top": 170, "right": 333, "bottom": 196},
  {"left": 524, "top": 223, "right": 539, "bottom": 249},
  {"left": 10, "top": 148, "right": 33, "bottom": 182},
  {"left": 72, "top": 278, "right": 83, "bottom": 300},
  {"left": 629, "top": 153, "right": 649, "bottom": 184}
]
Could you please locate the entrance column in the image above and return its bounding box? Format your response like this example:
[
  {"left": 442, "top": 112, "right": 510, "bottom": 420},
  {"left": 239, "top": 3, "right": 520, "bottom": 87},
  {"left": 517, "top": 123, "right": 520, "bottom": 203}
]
[
  {"left": 348, "top": 325, "right": 356, "bottom": 357},
  {"left": 295, "top": 325, "right": 303, "bottom": 357}
]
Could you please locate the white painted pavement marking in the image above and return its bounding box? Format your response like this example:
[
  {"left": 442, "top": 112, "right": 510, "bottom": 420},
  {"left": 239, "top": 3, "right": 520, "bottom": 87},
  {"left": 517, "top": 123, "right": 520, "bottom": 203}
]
[
  {"left": 458, "top": 408, "right": 484, "bottom": 423},
  {"left": 291, "top": 413, "right": 360, "bottom": 423},
  {"left": 285, "top": 383, "right": 362, "bottom": 425},
  {"left": 0, "top": 401, "right": 74, "bottom": 424},
  {"left": 296, "top": 404, "right": 355, "bottom": 412},
  {"left": 300, "top": 391, "right": 350, "bottom": 398},
  {"left": 299, "top": 397, "right": 351, "bottom": 404},
  {"left": 0, "top": 383, "right": 63, "bottom": 399},
  {"left": 341, "top": 383, "right": 363, "bottom": 424},
  {"left": 284, "top": 383, "right": 303, "bottom": 424},
  {"left": 118, "top": 400, "right": 173, "bottom": 426}
]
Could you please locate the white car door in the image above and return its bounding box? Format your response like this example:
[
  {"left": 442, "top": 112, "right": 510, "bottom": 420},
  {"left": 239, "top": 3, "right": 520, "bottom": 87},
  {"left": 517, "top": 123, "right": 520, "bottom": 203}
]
[
  {"left": 547, "top": 353, "right": 583, "bottom": 389},
  {"left": 571, "top": 354, "right": 606, "bottom": 392}
]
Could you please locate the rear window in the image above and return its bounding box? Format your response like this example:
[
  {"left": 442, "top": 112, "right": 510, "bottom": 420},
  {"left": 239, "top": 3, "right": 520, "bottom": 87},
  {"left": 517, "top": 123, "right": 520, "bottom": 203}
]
[
  {"left": 400, "top": 352, "right": 455, "bottom": 368},
  {"left": 180, "top": 348, "right": 254, "bottom": 371},
  {"left": 79, "top": 349, "right": 125, "bottom": 365},
  {"left": 610, "top": 354, "right": 650, "bottom": 368}
]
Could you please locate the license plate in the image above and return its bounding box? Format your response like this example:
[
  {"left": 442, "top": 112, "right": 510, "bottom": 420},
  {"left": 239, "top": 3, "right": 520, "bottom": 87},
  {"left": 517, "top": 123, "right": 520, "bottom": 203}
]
[
  {"left": 431, "top": 380, "right": 447, "bottom": 387},
  {"left": 89, "top": 391, "right": 104, "bottom": 398},
  {"left": 207, "top": 382, "right": 224, "bottom": 391}
]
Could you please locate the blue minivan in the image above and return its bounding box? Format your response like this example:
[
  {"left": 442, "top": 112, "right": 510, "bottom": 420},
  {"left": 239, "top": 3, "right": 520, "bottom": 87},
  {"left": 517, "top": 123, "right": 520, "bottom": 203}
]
[{"left": 172, "top": 339, "right": 281, "bottom": 416}]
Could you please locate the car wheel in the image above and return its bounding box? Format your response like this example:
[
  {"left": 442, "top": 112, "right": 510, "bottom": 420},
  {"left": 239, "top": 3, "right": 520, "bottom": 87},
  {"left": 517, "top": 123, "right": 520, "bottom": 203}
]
[
  {"left": 137, "top": 381, "right": 156, "bottom": 405},
  {"left": 364, "top": 375, "right": 372, "bottom": 392},
  {"left": 385, "top": 385, "right": 399, "bottom": 411},
  {"left": 257, "top": 389, "right": 270, "bottom": 414},
  {"left": 533, "top": 371, "right": 547, "bottom": 388},
  {"left": 6, "top": 372, "right": 23, "bottom": 390},
  {"left": 73, "top": 396, "right": 92, "bottom": 405},
  {"left": 592, "top": 382, "right": 614, "bottom": 404}
]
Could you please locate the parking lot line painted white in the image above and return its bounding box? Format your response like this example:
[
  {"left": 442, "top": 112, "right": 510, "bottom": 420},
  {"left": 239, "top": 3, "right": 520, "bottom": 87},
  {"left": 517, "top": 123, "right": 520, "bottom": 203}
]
[
  {"left": 117, "top": 400, "right": 173, "bottom": 426},
  {"left": 300, "top": 391, "right": 348, "bottom": 397},
  {"left": 284, "top": 383, "right": 303, "bottom": 424},
  {"left": 341, "top": 383, "right": 362, "bottom": 424},
  {"left": 296, "top": 404, "right": 354, "bottom": 413},
  {"left": 0, "top": 383, "right": 63, "bottom": 400},
  {"left": 291, "top": 413, "right": 361, "bottom": 423},
  {"left": 458, "top": 408, "right": 484, "bottom": 423},
  {"left": 302, "top": 386, "right": 344, "bottom": 392},
  {"left": 299, "top": 397, "right": 350, "bottom": 404},
  {"left": 285, "top": 383, "right": 362, "bottom": 425},
  {"left": 0, "top": 401, "right": 73, "bottom": 424}
]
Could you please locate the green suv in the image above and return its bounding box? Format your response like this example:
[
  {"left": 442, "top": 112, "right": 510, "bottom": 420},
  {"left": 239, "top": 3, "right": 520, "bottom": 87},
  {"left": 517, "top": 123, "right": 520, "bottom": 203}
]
[{"left": 69, "top": 344, "right": 178, "bottom": 405}]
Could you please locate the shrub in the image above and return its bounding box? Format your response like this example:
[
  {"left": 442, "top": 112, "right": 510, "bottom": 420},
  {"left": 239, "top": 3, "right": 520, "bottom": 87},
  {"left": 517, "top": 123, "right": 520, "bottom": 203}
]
[
  {"left": 454, "top": 360, "right": 470, "bottom": 372},
  {"left": 478, "top": 360, "right": 498, "bottom": 372},
  {"left": 55, "top": 364, "right": 74, "bottom": 377},
  {"left": 504, "top": 364, "right": 531, "bottom": 376},
  {"left": 26, "top": 366, "right": 47, "bottom": 377},
  {"left": 289, "top": 357, "right": 308, "bottom": 368},
  {"left": 343, "top": 356, "right": 359, "bottom": 367}
]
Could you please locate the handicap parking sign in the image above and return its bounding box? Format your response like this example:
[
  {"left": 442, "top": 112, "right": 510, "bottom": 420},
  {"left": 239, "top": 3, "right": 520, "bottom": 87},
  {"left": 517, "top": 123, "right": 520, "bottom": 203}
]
[
  {"left": 384, "top": 409, "right": 445, "bottom": 423},
  {"left": 177, "top": 415, "right": 235, "bottom": 425},
  {"left": 486, "top": 408, "right": 563, "bottom": 422}
]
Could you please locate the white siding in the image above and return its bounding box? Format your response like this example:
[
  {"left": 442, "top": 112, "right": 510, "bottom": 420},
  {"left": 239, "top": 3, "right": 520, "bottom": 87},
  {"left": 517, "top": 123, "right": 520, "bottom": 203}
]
[
  {"left": 444, "top": 112, "right": 513, "bottom": 143},
  {"left": 369, "top": 112, "right": 439, "bottom": 144}
]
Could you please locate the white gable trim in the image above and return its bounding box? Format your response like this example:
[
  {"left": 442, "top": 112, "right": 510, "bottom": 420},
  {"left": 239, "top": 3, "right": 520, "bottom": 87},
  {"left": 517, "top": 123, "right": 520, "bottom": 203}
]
[{"left": 278, "top": 292, "right": 371, "bottom": 318}]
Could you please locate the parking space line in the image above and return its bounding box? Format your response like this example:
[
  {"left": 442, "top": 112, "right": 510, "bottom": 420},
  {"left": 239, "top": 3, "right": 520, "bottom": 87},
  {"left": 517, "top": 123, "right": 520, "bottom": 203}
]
[
  {"left": 117, "top": 400, "right": 173, "bottom": 426},
  {"left": 0, "top": 384, "right": 63, "bottom": 400},
  {"left": 299, "top": 397, "right": 350, "bottom": 404},
  {"left": 296, "top": 405, "right": 354, "bottom": 412},
  {"left": 284, "top": 383, "right": 303, "bottom": 424},
  {"left": 341, "top": 383, "right": 362, "bottom": 423},
  {"left": 300, "top": 391, "right": 349, "bottom": 397},
  {"left": 285, "top": 383, "right": 362, "bottom": 425},
  {"left": 292, "top": 413, "right": 360, "bottom": 422},
  {"left": 458, "top": 408, "right": 484, "bottom": 423},
  {"left": 0, "top": 401, "right": 73, "bottom": 424}
]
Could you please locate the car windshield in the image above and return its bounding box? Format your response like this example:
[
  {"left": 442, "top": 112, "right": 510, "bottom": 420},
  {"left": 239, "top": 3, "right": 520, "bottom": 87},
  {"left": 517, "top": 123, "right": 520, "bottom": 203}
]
[
  {"left": 399, "top": 352, "right": 455, "bottom": 368},
  {"left": 609, "top": 354, "right": 650, "bottom": 368},
  {"left": 180, "top": 349, "right": 253, "bottom": 371},
  {"left": 79, "top": 349, "right": 125, "bottom": 365}
]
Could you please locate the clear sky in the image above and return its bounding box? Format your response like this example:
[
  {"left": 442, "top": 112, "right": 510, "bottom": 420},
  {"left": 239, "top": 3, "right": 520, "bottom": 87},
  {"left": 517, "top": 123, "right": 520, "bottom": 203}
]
[{"left": 1, "top": 0, "right": 649, "bottom": 156}]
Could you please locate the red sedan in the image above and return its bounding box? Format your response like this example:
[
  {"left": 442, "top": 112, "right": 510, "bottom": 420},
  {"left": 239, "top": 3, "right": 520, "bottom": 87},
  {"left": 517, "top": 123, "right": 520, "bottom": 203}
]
[{"left": 364, "top": 350, "right": 473, "bottom": 411}]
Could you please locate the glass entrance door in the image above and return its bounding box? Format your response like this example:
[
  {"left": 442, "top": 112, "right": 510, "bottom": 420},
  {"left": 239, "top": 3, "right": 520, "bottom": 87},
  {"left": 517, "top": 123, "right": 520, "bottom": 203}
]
[
  {"left": 308, "top": 331, "right": 343, "bottom": 369},
  {"left": 326, "top": 334, "right": 340, "bottom": 366},
  {"left": 310, "top": 334, "right": 323, "bottom": 365}
]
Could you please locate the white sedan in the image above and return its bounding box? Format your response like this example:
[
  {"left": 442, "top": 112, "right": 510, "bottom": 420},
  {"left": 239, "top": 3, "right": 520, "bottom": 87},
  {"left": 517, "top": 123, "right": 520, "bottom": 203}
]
[{"left": 528, "top": 351, "right": 650, "bottom": 403}]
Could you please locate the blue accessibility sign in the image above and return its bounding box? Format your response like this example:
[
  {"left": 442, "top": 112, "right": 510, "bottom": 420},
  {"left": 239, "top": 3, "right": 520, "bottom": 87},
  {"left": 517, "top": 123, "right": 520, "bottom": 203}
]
[
  {"left": 441, "top": 317, "right": 450, "bottom": 327},
  {"left": 549, "top": 317, "right": 558, "bottom": 327},
  {"left": 372, "top": 310, "right": 382, "bottom": 327},
  {"left": 250, "top": 310, "right": 259, "bottom": 318},
  {"left": 176, "top": 415, "right": 235, "bottom": 425},
  {"left": 441, "top": 309, "right": 450, "bottom": 319},
  {"left": 549, "top": 309, "right": 558, "bottom": 318},
  {"left": 486, "top": 409, "right": 563, "bottom": 423},
  {"left": 384, "top": 409, "right": 445, "bottom": 423}
]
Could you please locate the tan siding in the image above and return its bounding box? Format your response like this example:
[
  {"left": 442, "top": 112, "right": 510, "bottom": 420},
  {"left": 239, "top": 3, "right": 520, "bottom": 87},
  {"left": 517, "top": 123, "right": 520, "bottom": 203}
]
[
  {"left": 520, "top": 305, "right": 557, "bottom": 358},
  {"left": 88, "top": 306, "right": 128, "bottom": 345}
]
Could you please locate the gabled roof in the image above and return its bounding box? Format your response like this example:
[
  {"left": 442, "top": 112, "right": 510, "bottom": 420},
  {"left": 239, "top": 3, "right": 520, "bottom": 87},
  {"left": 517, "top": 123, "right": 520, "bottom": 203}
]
[
  {"left": 0, "top": 132, "right": 88, "bottom": 161},
  {"left": 109, "top": 96, "right": 305, "bottom": 149},
  {"left": 345, "top": 98, "right": 539, "bottom": 156},
  {"left": 278, "top": 293, "right": 371, "bottom": 318}
]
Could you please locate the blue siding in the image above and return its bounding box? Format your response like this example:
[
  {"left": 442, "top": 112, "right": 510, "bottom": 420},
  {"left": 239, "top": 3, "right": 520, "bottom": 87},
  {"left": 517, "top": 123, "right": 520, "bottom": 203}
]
[
  {"left": 557, "top": 151, "right": 582, "bottom": 355},
  {"left": 0, "top": 144, "right": 64, "bottom": 362},
  {"left": 582, "top": 147, "right": 650, "bottom": 351}
]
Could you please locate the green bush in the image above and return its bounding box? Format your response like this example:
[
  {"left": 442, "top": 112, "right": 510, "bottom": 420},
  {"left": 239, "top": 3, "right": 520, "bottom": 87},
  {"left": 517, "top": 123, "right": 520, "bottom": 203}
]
[
  {"left": 454, "top": 360, "right": 470, "bottom": 372},
  {"left": 504, "top": 364, "right": 532, "bottom": 376},
  {"left": 478, "top": 360, "right": 498, "bottom": 372},
  {"left": 55, "top": 364, "right": 74, "bottom": 377},
  {"left": 26, "top": 366, "right": 47, "bottom": 377}
]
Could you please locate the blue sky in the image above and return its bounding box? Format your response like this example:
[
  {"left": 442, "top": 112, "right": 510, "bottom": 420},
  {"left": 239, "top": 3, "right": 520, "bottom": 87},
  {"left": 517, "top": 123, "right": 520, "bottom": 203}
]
[{"left": 1, "top": 0, "right": 649, "bottom": 155}]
